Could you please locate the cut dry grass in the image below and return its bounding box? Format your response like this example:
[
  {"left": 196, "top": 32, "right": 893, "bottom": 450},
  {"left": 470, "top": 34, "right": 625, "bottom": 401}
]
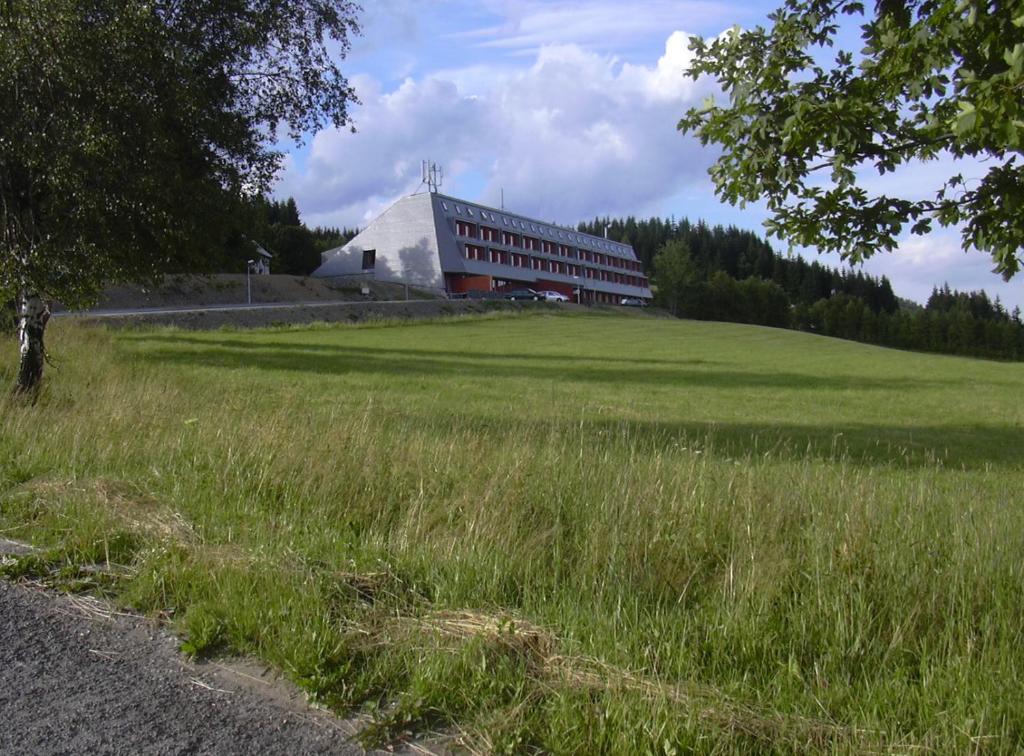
[
  {"left": 401, "top": 609, "right": 886, "bottom": 751},
  {"left": 14, "top": 477, "right": 196, "bottom": 543}
]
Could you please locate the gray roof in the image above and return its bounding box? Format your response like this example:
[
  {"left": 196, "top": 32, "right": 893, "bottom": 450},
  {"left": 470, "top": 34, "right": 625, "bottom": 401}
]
[{"left": 434, "top": 193, "right": 636, "bottom": 260}]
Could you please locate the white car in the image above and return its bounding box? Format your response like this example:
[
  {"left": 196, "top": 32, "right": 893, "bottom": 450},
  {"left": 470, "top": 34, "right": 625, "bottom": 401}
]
[{"left": 539, "top": 290, "right": 569, "bottom": 302}]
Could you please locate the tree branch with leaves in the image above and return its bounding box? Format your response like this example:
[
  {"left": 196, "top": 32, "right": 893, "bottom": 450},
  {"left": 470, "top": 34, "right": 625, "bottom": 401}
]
[
  {"left": 679, "top": 0, "right": 1024, "bottom": 279},
  {"left": 0, "top": 0, "right": 360, "bottom": 396}
]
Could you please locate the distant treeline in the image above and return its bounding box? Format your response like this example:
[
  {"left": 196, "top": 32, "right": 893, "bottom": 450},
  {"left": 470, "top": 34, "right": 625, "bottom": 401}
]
[
  {"left": 796, "top": 289, "right": 1024, "bottom": 359},
  {"left": 578, "top": 216, "right": 1024, "bottom": 361},
  {"left": 246, "top": 197, "right": 358, "bottom": 276},
  {"left": 195, "top": 196, "right": 357, "bottom": 276}
]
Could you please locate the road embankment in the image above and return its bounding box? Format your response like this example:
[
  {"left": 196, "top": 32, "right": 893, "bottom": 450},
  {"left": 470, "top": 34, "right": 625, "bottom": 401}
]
[
  {"left": 69, "top": 299, "right": 560, "bottom": 331},
  {"left": 0, "top": 579, "right": 368, "bottom": 755}
]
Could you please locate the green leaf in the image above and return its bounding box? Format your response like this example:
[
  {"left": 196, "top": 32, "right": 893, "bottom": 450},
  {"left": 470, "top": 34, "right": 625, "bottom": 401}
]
[
  {"left": 953, "top": 101, "right": 978, "bottom": 135},
  {"left": 678, "top": 0, "right": 1024, "bottom": 277}
]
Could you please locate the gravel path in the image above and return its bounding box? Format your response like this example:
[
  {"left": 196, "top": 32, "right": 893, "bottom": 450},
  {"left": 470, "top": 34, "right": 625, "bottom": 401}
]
[{"left": 0, "top": 580, "right": 372, "bottom": 755}]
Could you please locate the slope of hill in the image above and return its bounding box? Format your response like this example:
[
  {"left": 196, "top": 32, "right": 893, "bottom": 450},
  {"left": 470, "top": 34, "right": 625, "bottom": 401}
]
[{"left": 2, "top": 311, "right": 1022, "bottom": 752}]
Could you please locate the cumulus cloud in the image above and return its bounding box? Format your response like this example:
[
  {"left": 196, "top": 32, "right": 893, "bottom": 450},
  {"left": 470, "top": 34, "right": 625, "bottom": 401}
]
[
  {"left": 276, "top": 31, "right": 718, "bottom": 228},
  {"left": 863, "top": 234, "right": 1024, "bottom": 309},
  {"left": 276, "top": 73, "right": 490, "bottom": 225}
]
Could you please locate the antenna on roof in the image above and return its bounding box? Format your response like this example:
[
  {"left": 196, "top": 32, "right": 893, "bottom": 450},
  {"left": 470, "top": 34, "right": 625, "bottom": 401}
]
[{"left": 421, "top": 160, "right": 444, "bottom": 194}]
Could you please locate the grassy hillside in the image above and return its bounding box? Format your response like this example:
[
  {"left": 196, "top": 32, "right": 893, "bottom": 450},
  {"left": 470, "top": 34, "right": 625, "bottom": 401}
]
[{"left": 2, "top": 312, "right": 1023, "bottom": 752}]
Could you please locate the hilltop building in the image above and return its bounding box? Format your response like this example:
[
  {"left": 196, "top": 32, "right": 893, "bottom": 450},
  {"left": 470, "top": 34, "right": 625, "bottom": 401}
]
[{"left": 313, "top": 192, "right": 651, "bottom": 303}]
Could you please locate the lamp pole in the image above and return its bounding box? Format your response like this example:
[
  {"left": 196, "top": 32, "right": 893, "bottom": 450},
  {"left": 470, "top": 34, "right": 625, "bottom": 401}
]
[{"left": 246, "top": 259, "right": 254, "bottom": 304}]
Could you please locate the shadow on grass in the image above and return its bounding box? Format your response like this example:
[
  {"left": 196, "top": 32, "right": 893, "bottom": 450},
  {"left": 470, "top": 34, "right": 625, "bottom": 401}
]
[
  {"left": 360, "top": 409, "right": 1020, "bottom": 470},
  {"left": 122, "top": 333, "right": 962, "bottom": 393},
  {"left": 122, "top": 331, "right": 721, "bottom": 370},
  {"left": 119, "top": 334, "right": 1023, "bottom": 470}
]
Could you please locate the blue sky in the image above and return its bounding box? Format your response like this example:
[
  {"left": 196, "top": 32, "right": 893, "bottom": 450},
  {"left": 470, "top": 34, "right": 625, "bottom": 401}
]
[{"left": 274, "top": 0, "right": 1024, "bottom": 309}]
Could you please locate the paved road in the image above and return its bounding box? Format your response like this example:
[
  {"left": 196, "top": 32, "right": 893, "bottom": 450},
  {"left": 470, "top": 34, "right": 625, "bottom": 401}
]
[{"left": 0, "top": 579, "right": 369, "bottom": 755}]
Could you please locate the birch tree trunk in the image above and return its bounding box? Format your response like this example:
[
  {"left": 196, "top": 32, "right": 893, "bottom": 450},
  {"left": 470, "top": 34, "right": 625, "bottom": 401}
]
[{"left": 15, "top": 290, "right": 50, "bottom": 397}]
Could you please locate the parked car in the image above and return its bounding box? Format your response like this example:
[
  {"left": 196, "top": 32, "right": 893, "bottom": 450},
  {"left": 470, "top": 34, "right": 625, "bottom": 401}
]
[
  {"left": 620, "top": 297, "right": 647, "bottom": 307},
  {"left": 538, "top": 290, "right": 569, "bottom": 302},
  {"left": 504, "top": 288, "right": 541, "bottom": 301}
]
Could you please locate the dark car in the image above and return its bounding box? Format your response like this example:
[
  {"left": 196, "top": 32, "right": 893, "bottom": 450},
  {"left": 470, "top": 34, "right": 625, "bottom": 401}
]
[
  {"left": 504, "top": 288, "right": 541, "bottom": 301},
  {"left": 620, "top": 297, "right": 647, "bottom": 307}
]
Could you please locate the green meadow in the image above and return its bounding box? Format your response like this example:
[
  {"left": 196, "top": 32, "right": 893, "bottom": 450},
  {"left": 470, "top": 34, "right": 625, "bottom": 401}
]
[{"left": 2, "top": 311, "right": 1023, "bottom": 753}]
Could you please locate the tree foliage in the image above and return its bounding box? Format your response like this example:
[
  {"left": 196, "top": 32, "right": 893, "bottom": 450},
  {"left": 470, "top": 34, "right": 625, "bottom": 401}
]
[
  {"left": 248, "top": 196, "right": 358, "bottom": 276},
  {"left": 579, "top": 215, "right": 899, "bottom": 313},
  {"left": 581, "top": 215, "right": 1022, "bottom": 359},
  {"left": 1, "top": 0, "right": 359, "bottom": 391},
  {"left": 678, "top": 0, "right": 1024, "bottom": 278},
  {"left": 796, "top": 287, "right": 1024, "bottom": 358},
  {"left": 0, "top": 0, "right": 359, "bottom": 308},
  {"left": 653, "top": 239, "right": 699, "bottom": 315}
]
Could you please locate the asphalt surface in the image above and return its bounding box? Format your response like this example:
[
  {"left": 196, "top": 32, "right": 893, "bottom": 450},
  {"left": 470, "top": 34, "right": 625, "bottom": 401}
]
[{"left": 0, "top": 579, "right": 369, "bottom": 755}]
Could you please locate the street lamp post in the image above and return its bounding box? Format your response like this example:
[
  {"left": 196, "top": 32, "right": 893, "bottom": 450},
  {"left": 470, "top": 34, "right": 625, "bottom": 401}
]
[
  {"left": 574, "top": 274, "right": 587, "bottom": 305},
  {"left": 246, "top": 259, "right": 255, "bottom": 305}
]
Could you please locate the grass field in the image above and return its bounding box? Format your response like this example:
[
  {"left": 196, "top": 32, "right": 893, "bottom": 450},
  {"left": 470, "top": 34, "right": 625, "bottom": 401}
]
[{"left": 2, "top": 310, "right": 1023, "bottom": 753}]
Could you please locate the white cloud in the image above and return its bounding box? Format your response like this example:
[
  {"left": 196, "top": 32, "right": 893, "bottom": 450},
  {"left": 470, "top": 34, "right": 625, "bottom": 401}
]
[
  {"left": 276, "top": 73, "right": 491, "bottom": 225},
  {"left": 863, "top": 233, "right": 1024, "bottom": 309},
  {"left": 618, "top": 31, "right": 706, "bottom": 103},
  {"left": 277, "top": 31, "right": 718, "bottom": 229}
]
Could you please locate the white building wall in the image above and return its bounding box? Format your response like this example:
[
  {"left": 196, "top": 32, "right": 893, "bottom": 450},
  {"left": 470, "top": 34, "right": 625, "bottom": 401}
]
[
  {"left": 314, "top": 190, "right": 652, "bottom": 299},
  {"left": 313, "top": 193, "right": 445, "bottom": 290}
]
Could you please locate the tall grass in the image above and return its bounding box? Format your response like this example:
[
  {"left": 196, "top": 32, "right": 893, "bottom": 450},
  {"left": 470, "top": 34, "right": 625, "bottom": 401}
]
[{"left": 1, "top": 313, "right": 1023, "bottom": 752}]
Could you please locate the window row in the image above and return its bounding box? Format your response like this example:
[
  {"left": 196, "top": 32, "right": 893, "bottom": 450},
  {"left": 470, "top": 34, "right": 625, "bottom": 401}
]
[
  {"left": 455, "top": 221, "right": 643, "bottom": 272},
  {"left": 584, "top": 268, "right": 647, "bottom": 286},
  {"left": 445, "top": 201, "right": 626, "bottom": 255},
  {"left": 463, "top": 245, "right": 648, "bottom": 287}
]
